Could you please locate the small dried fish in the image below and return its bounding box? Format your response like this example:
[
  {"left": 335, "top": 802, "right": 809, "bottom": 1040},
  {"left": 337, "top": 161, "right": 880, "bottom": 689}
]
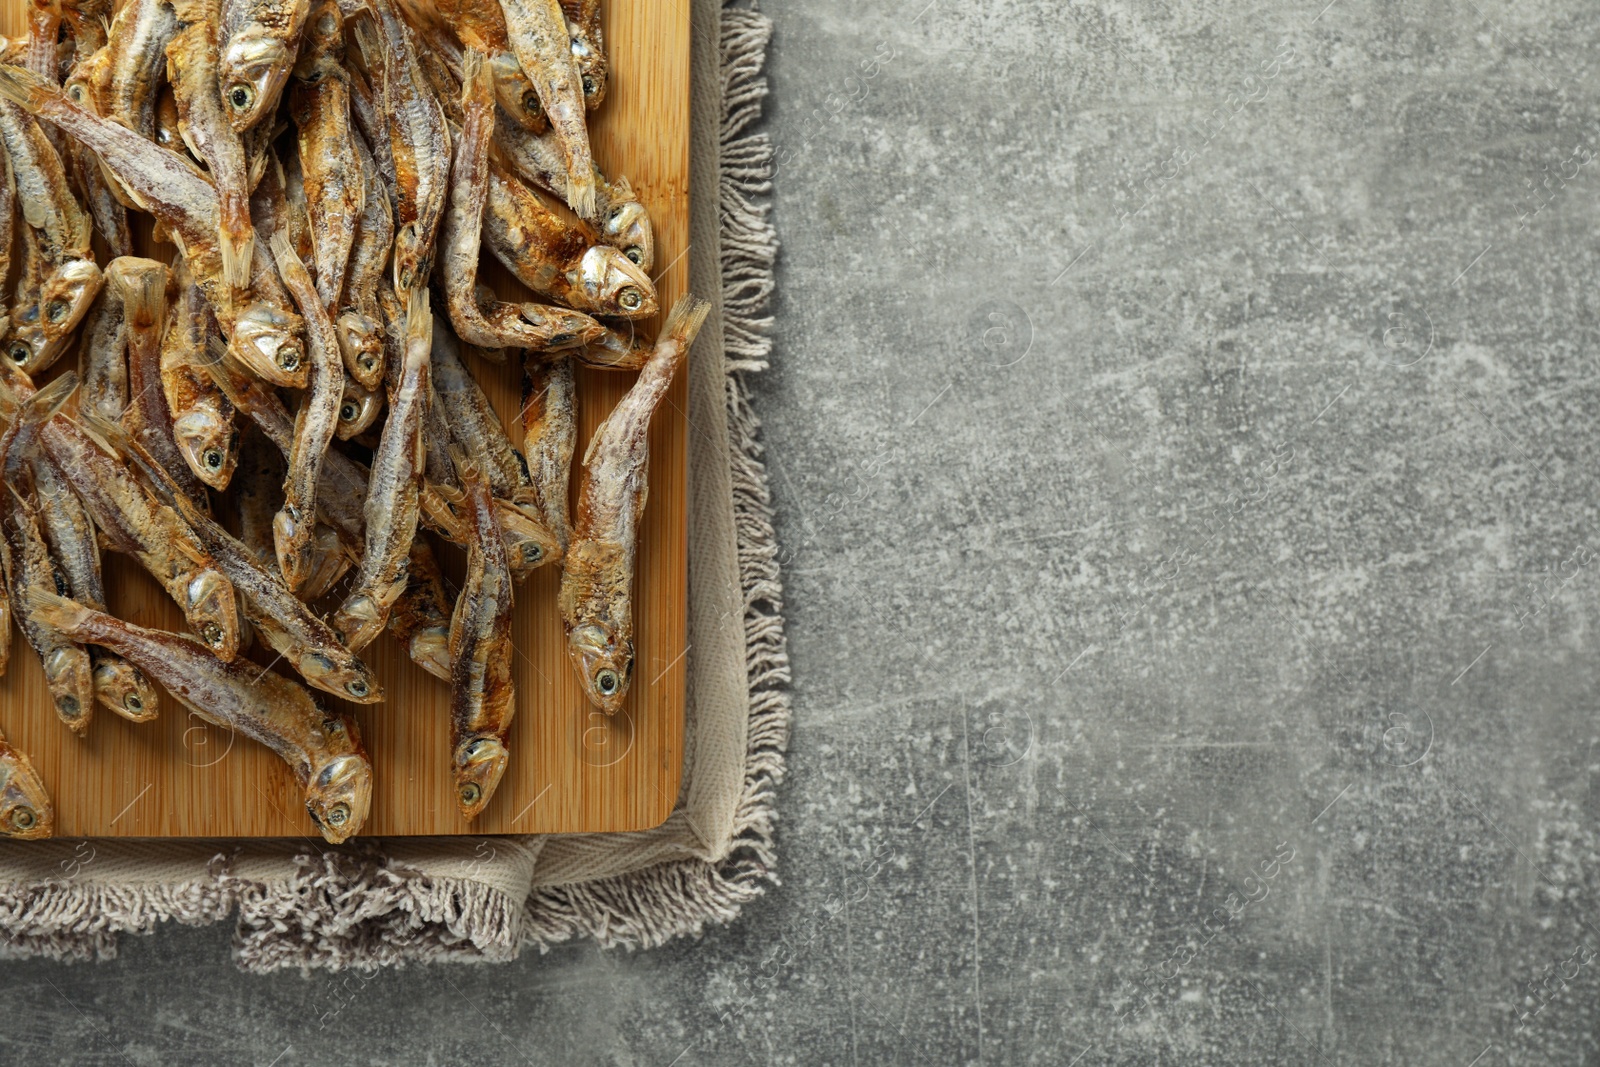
[
  {"left": 65, "top": 131, "right": 133, "bottom": 259},
  {"left": 218, "top": 0, "right": 310, "bottom": 132},
  {"left": 0, "top": 729, "right": 53, "bottom": 839},
  {"left": 521, "top": 354, "right": 575, "bottom": 558},
  {"left": 493, "top": 118, "right": 652, "bottom": 270},
  {"left": 344, "top": 64, "right": 395, "bottom": 213},
  {"left": 160, "top": 269, "right": 239, "bottom": 490},
  {"left": 27, "top": 587, "right": 373, "bottom": 843},
  {"left": 4, "top": 225, "right": 71, "bottom": 376},
  {"left": 103, "top": 0, "right": 178, "bottom": 141},
  {"left": 235, "top": 427, "right": 283, "bottom": 566},
  {"left": 0, "top": 92, "right": 100, "bottom": 340},
  {"left": 483, "top": 160, "right": 655, "bottom": 320},
  {"left": 167, "top": 0, "right": 256, "bottom": 288},
  {"left": 202, "top": 347, "right": 368, "bottom": 551},
  {"left": 0, "top": 361, "right": 242, "bottom": 661},
  {"left": 351, "top": 0, "right": 450, "bottom": 294},
  {"left": 431, "top": 324, "right": 528, "bottom": 503},
  {"left": 99, "top": 414, "right": 382, "bottom": 704},
  {"left": 331, "top": 289, "right": 431, "bottom": 651},
  {"left": 446, "top": 451, "right": 514, "bottom": 819},
  {"left": 441, "top": 51, "right": 602, "bottom": 353},
  {"left": 333, "top": 131, "right": 390, "bottom": 389},
  {"left": 76, "top": 284, "right": 127, "bottom": 422},
  {"left": 560, "top": 295, "right": 709, "bottom": 712},
  {"left": 33, "top": 450, "right": 160, "bottom": 724},
  {"left": 499, "top": 0, "right": 596, "bottom": 220},
  {"left": 558, "top": 0, "right": 606, "bottom": 110},
  {"left": 406, "top": 0, "right": 546, "bottom": 132},
  {"left": 108, "top": 256, "right": 210, "bottom": 507},
  {"left": 0, "top": 68, "right": 310, "bottom": 390},
  {"left": 387, "top": 535, "right": 451, "bottom": 681},
  {"left": 290, "top": 0, "right": 362, "bottom": 310},
  {"left": 269, "top": 232, "right": 343, "bottom": 591},
  {"left": 1, "top": 375, "right": 95, "bottom": 732}
]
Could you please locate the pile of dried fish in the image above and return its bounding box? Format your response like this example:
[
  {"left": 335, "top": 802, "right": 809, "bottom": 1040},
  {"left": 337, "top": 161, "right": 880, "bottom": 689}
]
[{"left": 0, "top": 0, "right": 708, "bottom": 844}]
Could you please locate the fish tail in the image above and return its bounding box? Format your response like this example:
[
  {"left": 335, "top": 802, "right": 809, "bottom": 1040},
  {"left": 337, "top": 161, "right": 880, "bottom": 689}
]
[
  {"left": 22, "top": 585, "right": 95, "bottom": 638},
  {"left": 0, "top": 63, "right": 54, "bottom": 115},
  {"left": 22, "top": 369, "right": 78, "bottom": 425},
  {"left": 268, "top": 229, "right": 306, "bottom": 284},
  {"left": 109, "top": 262, "right": 169, "bottom": 333},
  {"left": 568, "top": 166, "right": 598, "bottom": 222},
  {"left": 219, "top": 210, "right": 256, "bottom": 290},
  {"left": 661, "top": 293, "right": 712, "bottom": 351},
  {"left": 460, "top": 46, "right": 485, "bottom": 89},
  {"left": 405, "top": 287, "right": 433, "bottom": 355}
]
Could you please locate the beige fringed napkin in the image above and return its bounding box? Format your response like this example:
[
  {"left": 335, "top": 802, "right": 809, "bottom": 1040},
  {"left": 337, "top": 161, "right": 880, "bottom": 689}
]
[{"left": 0, "top": 0, "right": 786, "bottom": 972}]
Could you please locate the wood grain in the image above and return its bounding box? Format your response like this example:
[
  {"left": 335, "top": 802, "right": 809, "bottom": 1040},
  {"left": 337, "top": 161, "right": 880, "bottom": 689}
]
[{"left": 0, "top": 0, "right": 689, "bottom": 837}]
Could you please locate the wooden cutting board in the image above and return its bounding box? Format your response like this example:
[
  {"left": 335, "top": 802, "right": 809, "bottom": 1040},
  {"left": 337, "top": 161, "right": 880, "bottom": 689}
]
[{"left": 0, "top": 0, "right": 689, "bottom": 837}]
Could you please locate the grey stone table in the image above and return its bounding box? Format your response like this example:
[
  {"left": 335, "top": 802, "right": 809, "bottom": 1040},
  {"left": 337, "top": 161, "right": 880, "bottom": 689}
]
[{"left": 8, "top": 0, "right": 1600, "bottom": 1063}]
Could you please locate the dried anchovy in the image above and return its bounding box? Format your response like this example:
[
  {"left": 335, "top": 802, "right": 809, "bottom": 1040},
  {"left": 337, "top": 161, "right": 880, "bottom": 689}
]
[
  {"left": 29, "top": 587, "right": 372, "bottom": 844},
  {"left": 560, "top": 296, "right": 709, "bottom": 712}
]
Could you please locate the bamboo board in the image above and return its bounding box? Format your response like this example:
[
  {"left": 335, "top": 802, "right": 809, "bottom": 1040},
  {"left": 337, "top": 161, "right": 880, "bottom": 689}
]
[{"left": 0, "top": 0, "right": 690, "bottom": 837}]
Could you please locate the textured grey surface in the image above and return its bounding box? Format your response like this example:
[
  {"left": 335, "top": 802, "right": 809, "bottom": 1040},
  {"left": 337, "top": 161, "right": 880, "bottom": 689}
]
[{"left": 10, "top": 0, "right": 1600, "bottom": 1063}]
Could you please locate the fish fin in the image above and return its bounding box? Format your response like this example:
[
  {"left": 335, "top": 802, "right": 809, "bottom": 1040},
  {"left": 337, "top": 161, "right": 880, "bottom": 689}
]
[
  {"left": 21, "top": 584, "right": 93, "bottom": 636},
  {"left": 198, "top": 345, "right": 255, "bottom": 410},
  {"left": 567, "top": 167, "right": 598, "bottom": 223},
  {"left": 460, "top": 46, "right": 484, "bottom": 87},
  {"left": 219, "top": 229, "right": 254, "bottom": 290},
  {"left": 71, "top": 407, "right": 119, "bottom": 458},
  {"left": 77, "top": 409, "right": 174, "bottom": 502},
  {"left": 661, "top": 293, "right": 712, "bottom": 351},
  {"left": 20, "top": 370, "right": 78, "bottom": 426},
  {"left": 0, "top": 63, "right": 54, "bottom": 115},
  {"left": 267, "top": 229, "right": 307, "bottom": 287},
  {"left": 108, "top": 262, "right": 169, "bottom": 333},
  {"left": 405, "top": 287, "right": 432, "bottom": 356},
  {"left": 446, "top": 442, "right": 484, "bottom": 485},
  {"left": 610, "top": 174, "right": 634, "bottom": 200}
]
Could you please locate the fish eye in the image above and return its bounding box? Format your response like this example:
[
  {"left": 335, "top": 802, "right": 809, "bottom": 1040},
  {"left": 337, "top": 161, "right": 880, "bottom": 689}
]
[
  {"left": 595, "top": 668, "right": 620, "bottom": 696},
  {"left": 7, "top": 343, "right": 27, "bottom": 363},
  {"left": 201, "top": 623, "right": 225, "bottom": 647},
  {"left": 522, "top": 91, "right": 541, "bottom": 116},
  {"left": 582, "top": 75, "right": 598, "bottom": 97},
  {"left": 124, "top": 694, "right": 144, "bottom": 712},
  {"left": 325, "top": 802, "right": 349, "bottom": 826},
  {"left": 618, "top": 287, "right": 643, "bottom": 311},
  {"left": 228, "top": 84, "right": 255, "bottom": 111},
  {"left": 346, "top": 678, "right": 369, "bottom": 698},
  {"left": 10, "top": 807, "right": 35, "bottom": 831},
  {"left": 340, "top": 402, "right": 358, "bottom": 421},
  {"left": 525, "top": 544, "right": 542, "bottom": 563},
  {"left": 45, "top": 300, "right": 69, "bottom": 323},
  {"left": 624, "top": 247, "right": 644, "bottom": 265},
  {"left": 202, "top": 448, "right": 224, "bottom": 470},
  {"left": 276, "top": 346, "right": 300, "bottom": 371},
  {"left": 67, "top": 84, "right": 84, "bottom": 103},
  {"left": 459, "top": 782, "right": 482, "bottom": 806},
  {"left": 58, "top": 695, "right": 81, "bottom": 716}
]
